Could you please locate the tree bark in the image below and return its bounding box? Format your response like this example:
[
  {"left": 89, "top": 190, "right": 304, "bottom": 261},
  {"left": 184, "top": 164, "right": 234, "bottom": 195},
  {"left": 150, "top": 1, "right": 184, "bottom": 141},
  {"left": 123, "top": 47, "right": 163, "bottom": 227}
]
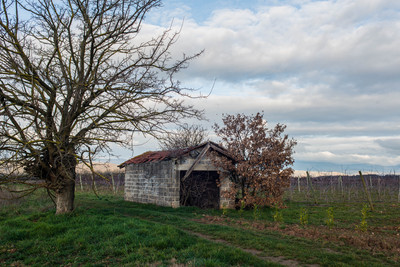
[
  {"left": 56, "top": 180, "right": 75, "bottom": 214},
  {"left": 54, "top": 152, "right": 77, "bottom": 214}
]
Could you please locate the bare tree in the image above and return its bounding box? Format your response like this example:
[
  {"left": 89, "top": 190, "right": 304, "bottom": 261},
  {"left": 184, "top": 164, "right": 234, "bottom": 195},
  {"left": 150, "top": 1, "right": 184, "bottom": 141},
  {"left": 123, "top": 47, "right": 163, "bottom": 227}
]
[
  {"left": 0, "top": 0, "right": 203, "bottom": 214},
  {"left": 212, "top": 113, "right": 296, "bottom": 207},
  {"left": 159, "top": 124, "right": 208, "bottom": 150}
]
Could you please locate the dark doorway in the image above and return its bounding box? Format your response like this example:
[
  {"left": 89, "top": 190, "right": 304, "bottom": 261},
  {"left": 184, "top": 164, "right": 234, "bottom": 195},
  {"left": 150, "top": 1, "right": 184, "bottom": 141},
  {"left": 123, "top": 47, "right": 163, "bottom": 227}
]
[{"left": 180, "top": 171, "right": 220, "bottom": 209}]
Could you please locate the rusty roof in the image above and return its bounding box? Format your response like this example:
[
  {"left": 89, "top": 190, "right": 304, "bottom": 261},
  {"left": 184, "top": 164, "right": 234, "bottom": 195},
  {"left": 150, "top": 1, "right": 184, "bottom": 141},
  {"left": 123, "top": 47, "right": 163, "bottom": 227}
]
[
  {"left": 118, "top": 148, "right": 191, "bottom": 166},
  {"left": 118, "top": 141, "right": 231, "bottom": 168}
]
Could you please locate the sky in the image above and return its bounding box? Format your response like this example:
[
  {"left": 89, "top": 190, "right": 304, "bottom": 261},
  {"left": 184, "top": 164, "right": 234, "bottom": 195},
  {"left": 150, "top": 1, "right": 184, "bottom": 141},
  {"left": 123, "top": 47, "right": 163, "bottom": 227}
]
[{"left": 111, "top": 0, "right": 400, "bottom": 173}]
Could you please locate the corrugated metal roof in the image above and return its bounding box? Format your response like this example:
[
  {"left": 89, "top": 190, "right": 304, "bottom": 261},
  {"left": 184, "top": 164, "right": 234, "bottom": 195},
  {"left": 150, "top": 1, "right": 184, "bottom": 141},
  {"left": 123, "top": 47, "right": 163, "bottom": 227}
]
[{"left": 118, "top": 141, "right": 231, "bottom": 168}]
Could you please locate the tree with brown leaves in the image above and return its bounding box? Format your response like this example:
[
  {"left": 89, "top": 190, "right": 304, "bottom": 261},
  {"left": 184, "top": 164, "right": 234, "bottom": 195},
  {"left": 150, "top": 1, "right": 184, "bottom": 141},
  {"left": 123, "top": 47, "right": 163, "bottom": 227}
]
[
  {"left": 0, "top": 0, "right": 203, "bottom": 214},
  {"left": 212, "top": 113, "right": 296, "bottom": 207}
]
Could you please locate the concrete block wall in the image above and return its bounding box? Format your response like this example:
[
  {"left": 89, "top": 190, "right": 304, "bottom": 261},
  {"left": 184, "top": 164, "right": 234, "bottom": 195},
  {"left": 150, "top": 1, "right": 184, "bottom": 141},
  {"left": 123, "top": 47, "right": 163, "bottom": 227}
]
[
  {"left": 219, "top": 177, "right": 234, "bottom": 209},
  {"left": 124, "top": 153, "right": 235, "bottom": 209},
  {"left": 124, "top": 160, "right": 180, "bottom": 207}
]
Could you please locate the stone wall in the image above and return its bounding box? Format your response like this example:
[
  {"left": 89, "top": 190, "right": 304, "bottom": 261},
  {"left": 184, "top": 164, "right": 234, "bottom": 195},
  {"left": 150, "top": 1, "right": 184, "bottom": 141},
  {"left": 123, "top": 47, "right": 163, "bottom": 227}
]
[
  {"left": 219, "top": 177, "right": 234, "bottom": 209},
  {"left": 124, "top": 152, "right": 235, "bottom": 209},
  {"left": 124, "top": 160, "right": 180, "bottom": 207}
]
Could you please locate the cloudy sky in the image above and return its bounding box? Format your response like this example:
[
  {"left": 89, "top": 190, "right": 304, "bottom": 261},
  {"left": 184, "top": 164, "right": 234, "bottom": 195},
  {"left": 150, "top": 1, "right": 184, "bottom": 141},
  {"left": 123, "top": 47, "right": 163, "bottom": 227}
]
[{"left": 114, "top": 0, "right": 400, "bottom": 173}]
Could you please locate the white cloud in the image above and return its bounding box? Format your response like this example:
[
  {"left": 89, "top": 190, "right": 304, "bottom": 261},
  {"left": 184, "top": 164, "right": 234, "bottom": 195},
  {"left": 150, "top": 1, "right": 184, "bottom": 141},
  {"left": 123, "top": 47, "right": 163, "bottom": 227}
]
[
  {"left": 375, "top": 138, "right": 400, "bottom": 155},
  {"left": 186, "top": 89, "right": 400, "bottom": 126},
  {"left": 164, "top": 1, "right": 400, "bottom": 87},
  {"left": 297, "top": 135, "right": 400, "bottom": 166},
  {"left": 112, "top": 1, "right": 400, "bottom": 170}
]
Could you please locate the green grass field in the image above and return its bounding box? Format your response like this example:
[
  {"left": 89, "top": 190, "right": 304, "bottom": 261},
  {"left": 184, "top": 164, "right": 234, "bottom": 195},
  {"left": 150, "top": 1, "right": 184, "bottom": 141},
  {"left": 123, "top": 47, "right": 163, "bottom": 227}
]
[{"left": 1, "top": 189, "right": 399, "bottom": 266}]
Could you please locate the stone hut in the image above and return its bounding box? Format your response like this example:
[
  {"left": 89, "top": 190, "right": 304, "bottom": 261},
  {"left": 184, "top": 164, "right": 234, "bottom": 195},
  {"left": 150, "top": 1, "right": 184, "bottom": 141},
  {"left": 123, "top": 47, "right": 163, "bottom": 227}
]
[{"left": 118, "top": 141, "right": 233, "bottom": 209}]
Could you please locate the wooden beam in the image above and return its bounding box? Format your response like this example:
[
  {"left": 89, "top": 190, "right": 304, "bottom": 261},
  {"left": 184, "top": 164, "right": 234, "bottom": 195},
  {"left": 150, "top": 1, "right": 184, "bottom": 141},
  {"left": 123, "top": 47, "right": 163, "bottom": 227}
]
[{"left": 181, "top": 143, "right": 211, "bottom": 182}]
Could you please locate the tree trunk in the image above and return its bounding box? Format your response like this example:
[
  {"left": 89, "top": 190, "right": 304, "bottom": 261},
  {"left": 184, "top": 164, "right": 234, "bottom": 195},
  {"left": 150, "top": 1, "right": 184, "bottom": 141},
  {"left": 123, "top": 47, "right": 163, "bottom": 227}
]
[
  {"left": 56, "top": 180, "right": 75, "bottom": 214},
  {"left": 54, "top": 151, "right": 77, "bottom": 214}
]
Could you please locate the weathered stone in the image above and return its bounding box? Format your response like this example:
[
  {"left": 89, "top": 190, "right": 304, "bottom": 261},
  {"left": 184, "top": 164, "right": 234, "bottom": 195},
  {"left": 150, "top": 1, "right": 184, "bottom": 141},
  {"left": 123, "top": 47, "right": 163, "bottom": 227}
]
[{"left": 123, "top": 146, "right": 234, "bottom": 209}]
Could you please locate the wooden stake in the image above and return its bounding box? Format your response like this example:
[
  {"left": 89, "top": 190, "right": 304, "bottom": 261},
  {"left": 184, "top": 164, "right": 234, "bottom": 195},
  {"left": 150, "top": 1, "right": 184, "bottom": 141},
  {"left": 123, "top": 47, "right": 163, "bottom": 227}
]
[
  {"left": 359, "top": 171, "right": 374, "bottom": 211},
  {"left": 396, "top": 171, "right": 400, "bottom": 203},
  {"left": 306, "top": 171, "right": 318, "bottom": 204},
  {"left": 338, "top": 176, "right": 343, "bottom": 196},
  {"left": 111, "top": 172, "right": 116, "bottom": 194},
  {"left": 297, "top": 177, "right": 301, "bottom": 192},
  {"left": 79, "top": 173, "right": 83, "bottom": 191}
]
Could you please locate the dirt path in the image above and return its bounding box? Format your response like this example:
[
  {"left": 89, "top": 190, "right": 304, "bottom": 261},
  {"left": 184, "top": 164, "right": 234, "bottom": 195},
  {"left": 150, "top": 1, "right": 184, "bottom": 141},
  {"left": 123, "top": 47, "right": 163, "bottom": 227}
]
[
  {"left": 120, "top": 211, "right": 316, "bottom": 266},
  {"left": 194, "top": 214, "right": 400, "bottom": 262},
  {"left": 184, "top": 229, "right": 319, "bottom": 267}
]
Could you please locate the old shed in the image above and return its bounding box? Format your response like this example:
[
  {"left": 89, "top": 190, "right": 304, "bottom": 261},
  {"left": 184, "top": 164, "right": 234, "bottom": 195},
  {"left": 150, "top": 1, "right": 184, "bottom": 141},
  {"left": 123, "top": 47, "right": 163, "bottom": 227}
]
[{"left": 119, "top": 141, "right": 233, "bottom": 209}]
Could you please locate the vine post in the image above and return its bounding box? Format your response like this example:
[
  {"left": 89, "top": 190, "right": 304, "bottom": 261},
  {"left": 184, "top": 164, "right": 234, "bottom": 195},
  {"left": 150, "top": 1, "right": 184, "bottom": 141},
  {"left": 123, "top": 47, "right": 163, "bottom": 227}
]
[
  {"left": 306, "top": 171, "right": 318, "bottom": 204},
  {"left": 359, "top": 171, "right": 374, "bottom": 211}
]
